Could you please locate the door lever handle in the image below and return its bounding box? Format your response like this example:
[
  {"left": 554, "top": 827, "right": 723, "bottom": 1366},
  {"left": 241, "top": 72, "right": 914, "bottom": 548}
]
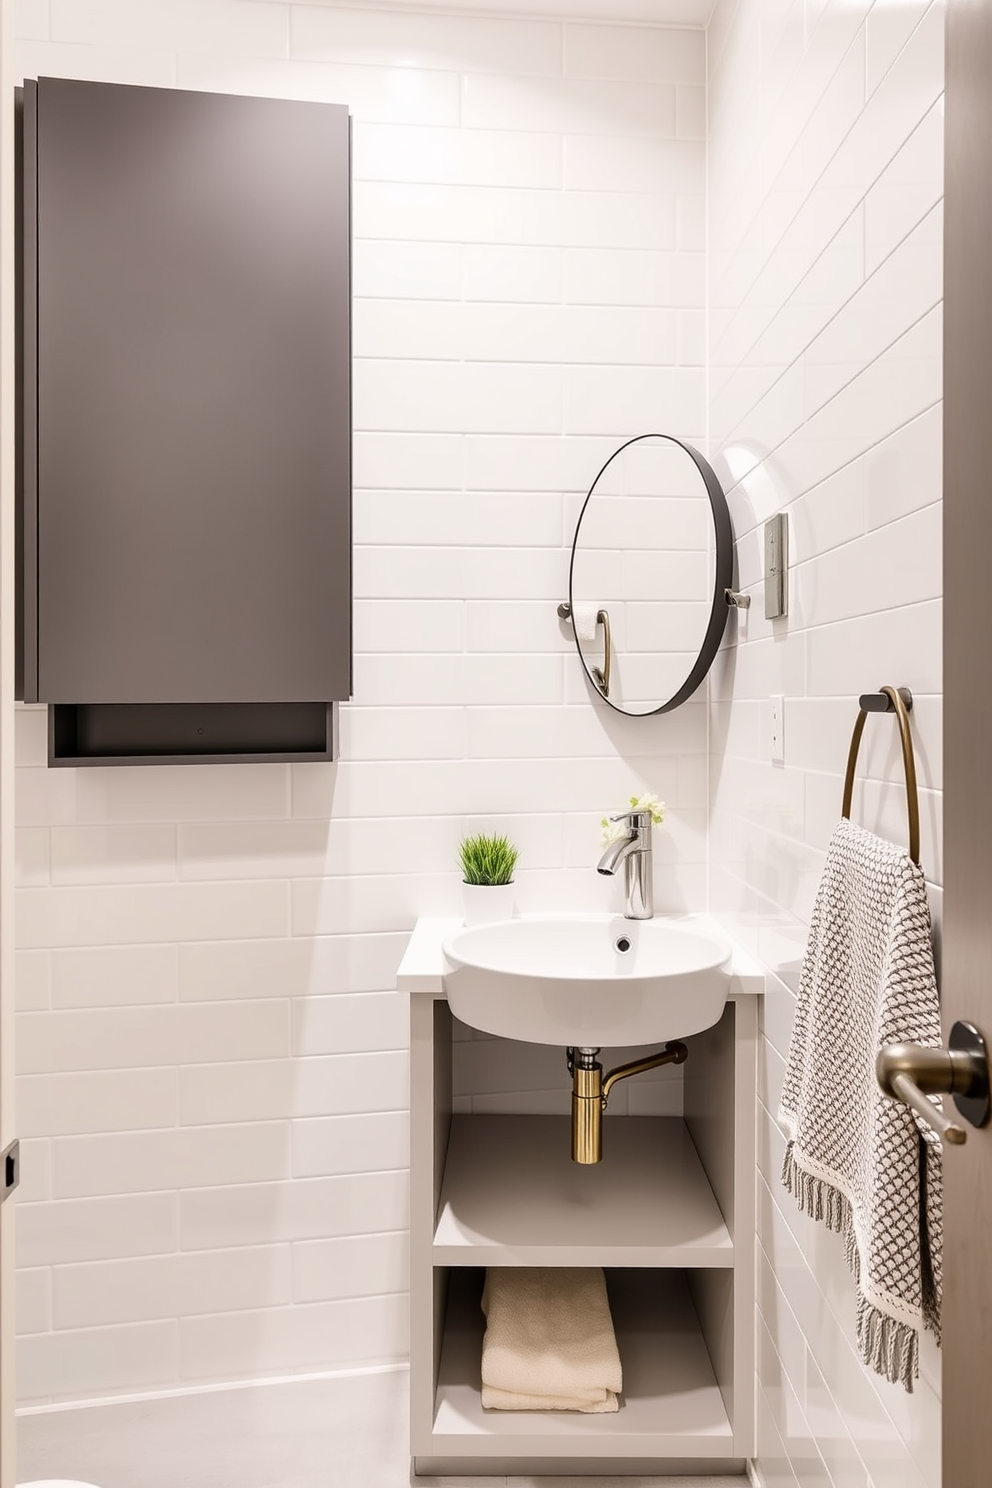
[{"left": 876, "top": 1021, "right": 990, "bottom": 1146}]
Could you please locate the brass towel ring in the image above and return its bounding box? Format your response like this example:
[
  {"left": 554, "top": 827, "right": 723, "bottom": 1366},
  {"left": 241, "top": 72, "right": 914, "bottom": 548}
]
[{"left": 841, "top": 685, "right": 920, "bottom": 865}]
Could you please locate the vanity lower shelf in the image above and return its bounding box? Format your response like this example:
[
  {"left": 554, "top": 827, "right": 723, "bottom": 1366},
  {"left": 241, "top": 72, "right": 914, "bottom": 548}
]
[
  {"left": 431, "top": 1267, "right": 733, "bottom": 1457},
  {"left": 434, "top": 1114, "right": 733, "bottom": 1267}
]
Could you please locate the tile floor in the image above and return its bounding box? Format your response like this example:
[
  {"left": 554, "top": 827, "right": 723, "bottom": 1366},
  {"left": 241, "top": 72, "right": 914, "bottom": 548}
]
[{"left": 16, "top": 1370, "right": 749, "bottom": 1487}]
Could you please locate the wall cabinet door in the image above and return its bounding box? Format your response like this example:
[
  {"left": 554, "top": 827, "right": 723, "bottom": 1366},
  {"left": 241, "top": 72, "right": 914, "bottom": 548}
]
[{"left": 20, "top": 78, "right": 351, "bottom": 742}]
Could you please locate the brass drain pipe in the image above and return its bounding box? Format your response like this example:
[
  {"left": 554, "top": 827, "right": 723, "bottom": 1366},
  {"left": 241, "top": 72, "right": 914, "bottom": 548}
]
[{"left": 568, "top": 1042, "right": 689, "bottom": 1164}]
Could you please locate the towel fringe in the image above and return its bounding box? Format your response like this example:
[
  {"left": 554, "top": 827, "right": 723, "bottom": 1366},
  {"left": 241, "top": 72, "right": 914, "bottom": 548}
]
[
  {"left": 781, "top": 1141, "right": 850, "bottom": 1234},
  {"left": 782, "top": 1141, "right": 919, "bottom": 1392},
  {"left": 856, "top": 1294, "right": 919, "bottom": 1392}
]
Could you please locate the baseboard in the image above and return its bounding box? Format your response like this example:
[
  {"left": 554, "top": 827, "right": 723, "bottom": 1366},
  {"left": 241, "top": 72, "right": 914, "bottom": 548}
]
[{"left": 16, "top": 1360, "right": 410, "bottom": 1417}]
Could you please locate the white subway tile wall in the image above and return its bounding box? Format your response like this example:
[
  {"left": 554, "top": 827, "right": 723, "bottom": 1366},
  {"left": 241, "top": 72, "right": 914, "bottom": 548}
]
[
  {"left": 707, "top": 1, "right": 943, "bottom": 1486},
  {"left": 13, "top": 0, "right": 707, "bottom": 1403}
]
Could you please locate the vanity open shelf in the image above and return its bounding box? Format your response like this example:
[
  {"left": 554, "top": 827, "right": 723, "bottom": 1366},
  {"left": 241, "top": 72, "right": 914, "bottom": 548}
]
[
  {"left": 434, "top": 1268, "right": 733, "bottom": 1456},
  {"left": 398, "top": 916, "right": 761, "bottom": 1478},
  {"left": 435, "top": 1115, "right": 732, "bottom": 1267}
]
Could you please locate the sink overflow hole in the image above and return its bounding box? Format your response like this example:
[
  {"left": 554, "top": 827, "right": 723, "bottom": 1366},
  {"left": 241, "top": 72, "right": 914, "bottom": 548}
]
[{"left": 615, "top": 936, "right": 632, "bottom": 954}]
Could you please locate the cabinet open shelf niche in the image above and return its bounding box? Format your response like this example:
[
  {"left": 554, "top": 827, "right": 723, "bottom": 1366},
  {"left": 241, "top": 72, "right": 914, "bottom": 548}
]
[
  {"left": 435, "top": 1114, "right": 732, "bottom": 1267},
  {"left": 434, "top": 1267, "right": 733, "bottom": 1454},
  {"left": 406, "top": 983, "right": 758, "bottom": 1479}
]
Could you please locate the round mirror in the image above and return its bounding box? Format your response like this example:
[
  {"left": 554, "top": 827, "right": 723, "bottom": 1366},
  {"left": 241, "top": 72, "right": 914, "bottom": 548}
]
[{"left": 566, "top": 434, "right": 733, "bottom": 716}]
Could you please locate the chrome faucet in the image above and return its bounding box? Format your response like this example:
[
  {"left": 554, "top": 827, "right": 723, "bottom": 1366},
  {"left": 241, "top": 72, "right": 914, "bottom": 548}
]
[{"left": 596, "top": 808, "right": 653, "bottom": 919}]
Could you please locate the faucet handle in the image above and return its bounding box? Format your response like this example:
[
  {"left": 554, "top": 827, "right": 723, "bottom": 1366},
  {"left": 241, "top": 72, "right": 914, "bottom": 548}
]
[{"left": 609, "top": 808, "right": 652, "bottom": 825}]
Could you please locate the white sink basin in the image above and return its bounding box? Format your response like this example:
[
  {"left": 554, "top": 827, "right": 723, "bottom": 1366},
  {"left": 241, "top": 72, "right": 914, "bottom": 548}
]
[{"left": 441, "top": 914, "right": 733, "bottom": 1047}]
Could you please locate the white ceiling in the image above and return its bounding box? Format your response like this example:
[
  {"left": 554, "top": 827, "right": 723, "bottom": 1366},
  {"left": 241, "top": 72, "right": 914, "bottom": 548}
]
[{"left": 288, "top": 0, "right": 713, "bottom": 27}]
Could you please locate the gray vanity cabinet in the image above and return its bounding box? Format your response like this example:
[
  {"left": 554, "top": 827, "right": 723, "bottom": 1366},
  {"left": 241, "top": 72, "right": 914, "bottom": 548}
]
[{"left": 18, "top": 77, "right": 351, "bottom": 763}]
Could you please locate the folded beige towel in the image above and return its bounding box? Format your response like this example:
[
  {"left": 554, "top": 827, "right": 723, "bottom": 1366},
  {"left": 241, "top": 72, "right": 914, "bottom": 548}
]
[{"left": 480, "top": 1267, "right": 622, "bottom": 1413}]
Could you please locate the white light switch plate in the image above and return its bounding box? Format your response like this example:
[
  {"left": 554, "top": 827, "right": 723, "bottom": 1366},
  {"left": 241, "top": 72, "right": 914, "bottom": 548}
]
[{"left": 770, "top": 694, "right": 785, "bottom": 763}]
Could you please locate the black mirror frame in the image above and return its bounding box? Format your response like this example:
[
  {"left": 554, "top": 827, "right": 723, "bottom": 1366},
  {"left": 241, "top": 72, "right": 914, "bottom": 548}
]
[{"left": 567, "top": 433, "right": 734, "bottom": 717}]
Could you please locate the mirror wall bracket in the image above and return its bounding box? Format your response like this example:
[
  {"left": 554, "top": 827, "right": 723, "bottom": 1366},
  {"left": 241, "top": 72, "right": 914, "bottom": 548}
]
[{"left": 725, "top": 590, "right": 751, "bottom": 609}]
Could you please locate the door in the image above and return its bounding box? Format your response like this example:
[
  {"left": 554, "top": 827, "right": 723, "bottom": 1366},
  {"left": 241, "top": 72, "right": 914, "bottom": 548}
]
[
  {"left": 942, "top": 0, "right": 992, "bottom": 1479},
  {"left": 0, "top": 0, "right": 15, "bottom": 1480}
]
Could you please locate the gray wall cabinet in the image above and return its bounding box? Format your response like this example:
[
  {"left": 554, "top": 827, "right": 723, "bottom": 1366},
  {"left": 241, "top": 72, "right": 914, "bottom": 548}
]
[{"left": 18, "top": 77, "right": 351, "bottom": 764}]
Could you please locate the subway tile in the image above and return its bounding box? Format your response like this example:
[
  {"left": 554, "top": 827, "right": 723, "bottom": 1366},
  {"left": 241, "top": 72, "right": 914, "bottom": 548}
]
[
  {"left": 15, "top": 829, "right": 50, "bottom": 889},
  {"left": 339, "top": 706, "right": 467, "bottom": 762},
  {"left": 53, "top": 1245, "right": 294, "bottom": 1329},
  {"left": 564, "top": 23, "right": 704, "bottom": 82},
  {"left": 353, "top": 359, "right": 562, "bottom": 435},
  {"left": 355, "top": 299, "right": 679, "bottom": 366},
  {"left": 348, "top": 654, "right": 565, "bottom": 707},
  {"left": 18, "top": 1005, "right": 182, "bottom": 1074},
  {"left": 464, "top": 702, "right": 706, "bottom": 761},
  {"left": 15, "top": 1138, "right": 51, "bottom": 1204},
  {"left": 49, "top": 824, "right": 177, "bottom": 886},
  {"left": 16, "top": 765, "right": 112, "bottom": 829},
  {"left": 462, "top": 244, "right": 562, "bottom": 303},
  {"left": 353, "top": 490, "right": 563, "bottom": 548},
  {"left": 563, "top": 365, "right": 704, "bottom": 435},
  {"left": 791, "top": 503, "right": 941, "bottom": 631},
  {"left": 291, "top": 992, "right": 409, "bottom": 1057},
  {"left": 18, "top": 1068, "right": 176, "bottom": 1137},
  {"left": 50, "top": 0, "right": 289, "bottom": 55},
  {"left": 13, "top": 38, "right": 179, "bottom": 88},
  {"left": 352, "top": 432, "right": 463, "bottom": 490},
  {"left": 180, "top": 816, "right": 465, "bottom": 881},
  {"left": 865, "top": 403, "right": 941, "bottom": 532},
  {"left": 17, "top": 1268, "right": 51, "bottom": 1336},
  {"left": 291, "top": 6, "right": 562, "bottom": 77},
  {"left": 865, "top": 0, "right": 933, "bottom": 97},
  {"left": 353, "top": 180, "right": 562, "bottom": 246},
  {"left": 13, "top": 0, "right": 48, "bottom": 42},
  {"left": 180, "top": 1169, "right": 409, "bottom": 1250},
  {"left": 865, "top": 101, "right": 943, "bottom": 276},
  {"left": 805, "top": 598, "right": 941, "bottom": 700},
  {"left": 178, "top": 820, "right": 343, "bottom": 883},
  {"left": 18, "top": 1192, "right": 177, "bottom": 1265},
  {"left": 99, "top": 765, "right": 289, "bottom": 824},
  {"left": 292, "top": 756, "right": 668, "bottom": 822},
  {"left": 176, "top": 54, "right": 460, "bottom": 127},
  {"left": 17, "top": 881, "right": 290, "bottom": 950},
  {"left": 353, "top": 544, "right": 566, "bottom": 600},
  {"left": 463, "top": 73, "right": 676, "bottom": 138},
  {"left": 179, "top": 934, "right": 408, "bottom": 1001},
  {"left": 293, "top": 1229, "right": 408, "bottom": 1303},
  {"left": 291, "top": 1111, "right": 409, "bottom": 1179},
  {"left": 464, "top": 600, "right": 570, "bottom": 658},
  {"left": 290, "top": 873, "right": 461, "bottom": 937},
  {"left": 52, "top": 1123, "right": 291, "bottom": 1199},
  {"left": 15, "top": 706, "right": 48, "bottom": 766},
  {"left": 179, "top": 1292, "right": 407, "bottom": 1382},
  {"left": 352, "top": 239, "right": 462, "bottom": 301},
  {"left": 563, "top": 247, "right": 704, "bottom": 308},
  {"left": 353, "top": 122, "right": 561, "bottom": 190},
  {"left": 462, "top": 432, "right": 616, "bottom": 493},
  {"left": 564, "top": 135, "right": 703, "bottom": 195},
  {"left": 51, "top": 943, "right": 178, "bottom": 1009},
  {"left": 179, "top": 1050, "right": 409, "bottom": 1126},
  {"left": 19, "top": 1320, "right": 179, "bottom": 1403},
  {"left": 677, "top": 85, "right": 707, "bottom": 139}
]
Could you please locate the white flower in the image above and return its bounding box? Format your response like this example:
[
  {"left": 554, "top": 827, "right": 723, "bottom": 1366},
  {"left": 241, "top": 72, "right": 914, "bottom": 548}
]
[{"left": 599, "top": 793, "right": 666, "bottom": 846}]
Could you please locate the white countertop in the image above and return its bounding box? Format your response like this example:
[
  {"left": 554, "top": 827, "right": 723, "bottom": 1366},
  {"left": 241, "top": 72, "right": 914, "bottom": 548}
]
[{"left": 396, "top": 912, "right": 765, "bottom": 998}]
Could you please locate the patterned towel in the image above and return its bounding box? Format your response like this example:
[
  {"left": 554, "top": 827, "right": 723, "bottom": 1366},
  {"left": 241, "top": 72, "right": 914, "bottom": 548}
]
[{"left": 779, "top": 817, "right": 942, "bottom": 1392}]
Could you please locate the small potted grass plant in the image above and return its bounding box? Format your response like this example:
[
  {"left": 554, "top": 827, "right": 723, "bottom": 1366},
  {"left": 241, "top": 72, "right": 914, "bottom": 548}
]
[{"left": 459, "top": 832, "right": 519, "bottom": 925}]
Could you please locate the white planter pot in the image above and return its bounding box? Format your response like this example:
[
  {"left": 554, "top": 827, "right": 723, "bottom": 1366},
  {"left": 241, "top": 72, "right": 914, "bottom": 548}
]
[{"left": 462, "top": 881, "right": 516, "bottom": 926}]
